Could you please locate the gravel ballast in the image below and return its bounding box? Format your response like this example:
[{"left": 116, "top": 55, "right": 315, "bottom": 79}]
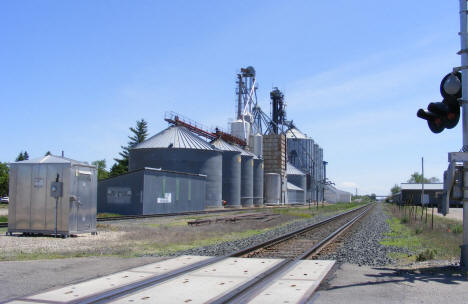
[
  {"left": 319, "top": 202, "right": 411, "bottom": 266},
  {"left": 175, "top": 208, "right": 361, "bottom": 257}
]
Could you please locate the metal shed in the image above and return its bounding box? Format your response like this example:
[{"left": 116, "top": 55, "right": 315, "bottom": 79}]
[
  {"left": 286, "top": 162, "right": 306, "bottom": 204},
  {"left": 98, "top": 167, "right": 206, "bottom": 215},
  {"left": 129, "top": 125, "right": 223, "bottom": 208},
  {"left": 8, "top": 155, "right": 97, "bottom": 236},
  {"left": 287, "top": 182, "right": 306, "bottom": 205},
  {"left": 211, "top": 139, "right": 242, "bottom": 208}
]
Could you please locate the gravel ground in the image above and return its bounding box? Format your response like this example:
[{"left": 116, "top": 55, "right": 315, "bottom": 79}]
[
  {"left": 319, "top": 202, "right": 411, "bottom": 266},
  {"left": 175, "top": 211, "right": 352, "bottom": 257}
]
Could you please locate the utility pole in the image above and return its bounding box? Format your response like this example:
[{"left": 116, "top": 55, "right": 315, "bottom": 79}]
[{"left": 458, "top": 0, "right": 468, "bottom": 270}]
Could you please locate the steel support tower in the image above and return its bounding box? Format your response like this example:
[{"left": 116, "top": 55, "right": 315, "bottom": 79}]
[{"left": 458, "top": 0, "right": 468, "bottom": 270}]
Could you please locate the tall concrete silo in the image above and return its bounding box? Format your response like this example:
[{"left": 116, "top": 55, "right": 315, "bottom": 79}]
[
  {"left": 211, "top": 138, "right": 242, "bottom": 208},
  {"left": 129, "top": 125, "right": 223, "bottom": 208}
]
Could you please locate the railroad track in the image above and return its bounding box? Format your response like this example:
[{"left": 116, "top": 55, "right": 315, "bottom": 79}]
[
  {"left": 0, "top": 205, "right": 284, "bottom": 229},
  {"left": 13, "top": 203, "right": 373, "bottom": 304}
]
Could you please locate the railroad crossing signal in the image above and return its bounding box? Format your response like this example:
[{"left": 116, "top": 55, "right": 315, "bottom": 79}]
[{"left": 417, "top": 72, "right": 462, "bottom": 133}]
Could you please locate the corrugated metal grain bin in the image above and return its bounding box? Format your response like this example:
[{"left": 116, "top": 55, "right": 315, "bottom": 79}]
[
  {"left": 98, "top": 167, "right": 206, "bottom": 215},
  {"left": 286, "top": 162, "right": 306, "bottom": 204},
  {"left": 211, "top": 139, "right": 242, "bottom": 208},
  {"left": 8, "top": 155, "right": 97, "bottom": 236},
  {"left": 231, "top": 145, "right": 254, "bottom": 207},
  {"left": 264, "top": 173, "right": 281, "bottom": 205},
  {"left": 253, "top": 158, "right": 264, "bottom": 206},
  {"left": 129, "top": 126, "right": 222, "bottom": 208}
]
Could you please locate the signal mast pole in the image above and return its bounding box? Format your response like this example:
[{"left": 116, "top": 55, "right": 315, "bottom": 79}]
[{"left": 458, "top": 0, "right": 468, "bottom": 270}]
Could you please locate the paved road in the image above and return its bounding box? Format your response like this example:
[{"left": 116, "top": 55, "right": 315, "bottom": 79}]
[
  {"left": 312, "top": 263, "right": 468, "bottom": 304},
  {"left": 433, "top": 207, "right": 463, "bottom": 221},
  {"left": 0, "top": 256, "right": 166, "bottom": 302}
]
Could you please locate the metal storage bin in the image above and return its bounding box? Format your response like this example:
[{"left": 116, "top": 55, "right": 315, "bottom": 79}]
[{"left": 8, "top": 155, "right": 97, "bottom": 237}]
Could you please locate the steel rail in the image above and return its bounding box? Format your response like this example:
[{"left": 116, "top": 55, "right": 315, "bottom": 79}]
[
  {"left": 231, "top": 203, "right": 371, "bottom": 257},
  {"left": 208, "top": 204, "right": 374, "bottom": 304},
  {"left": 17, "top": 204, "right": 371, "bottom": 304}
]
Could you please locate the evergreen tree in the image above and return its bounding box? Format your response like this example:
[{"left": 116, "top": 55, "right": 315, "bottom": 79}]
[
  {"left": 110, "top": 119, "right": 148, "bottom": 177},
  {"left": 45, "top": 151, "right": 52, "bottom": 156},
  {"left": 92, "top": 159, "right": 109, "bottom": 180},
  {"left": 0, "top": 163, "right": 9, "bottom": 197},
  {"left": 15, "top": 151, "right": 29, "bottom": 161}
]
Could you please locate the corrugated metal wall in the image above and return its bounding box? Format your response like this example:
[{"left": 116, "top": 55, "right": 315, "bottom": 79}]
[{"left": 97, "top": 168, "right": 206, "bottom": 215}]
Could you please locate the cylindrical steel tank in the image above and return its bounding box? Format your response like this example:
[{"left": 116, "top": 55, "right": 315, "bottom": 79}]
[
  {"left": 211, "top": 139, "right": 242, "bottom": 208},
  {"left": 253, "top": 158, "right": 264, "bottom": 206},
  {"left": 240, "top": 153, "right": 254, "bottom": 207},
  {"left": 230, "top": 145, "right": 255, "bottom": 207},
  {"left": 249, "top": 133, "right": 263, "bottom": 158},
  {"left": 264, "top": 173, "right": 281, "bottom": 205},
  {"left": 129, "top": 126, "right": 223, "bottom": 208}
]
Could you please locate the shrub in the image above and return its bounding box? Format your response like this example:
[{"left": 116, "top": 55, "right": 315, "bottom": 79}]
[
  {"left": 416, "top": 249, "right": 437, "bottom": 261},
  {"left": 452, "top": 224, "right": 463, "bottom": 234}
]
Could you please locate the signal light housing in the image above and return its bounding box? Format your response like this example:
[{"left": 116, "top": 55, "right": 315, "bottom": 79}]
[{"left": 417, "top": 72, "right": 461, "bottom": 133}]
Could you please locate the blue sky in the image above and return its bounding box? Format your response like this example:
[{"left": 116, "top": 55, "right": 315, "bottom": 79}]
[{"left": 0, "top": 1, "right": 462, "bottom": 195}]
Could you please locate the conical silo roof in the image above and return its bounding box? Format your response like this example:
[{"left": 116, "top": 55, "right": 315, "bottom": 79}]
[
  {"left": 132, "top": 125, "right": 215, "bottom": 151},
  {"left": 286, "top": 127, "right": 308, "bottom": 139},
  {"left": 287, "top": 162, "right": 305, "bottom": 175},
  {"left": 211, "top": 138, "right": 239, "bottom": 152},
  {"left": 231, "top": 144, "right": 257, "bottom": 159}
]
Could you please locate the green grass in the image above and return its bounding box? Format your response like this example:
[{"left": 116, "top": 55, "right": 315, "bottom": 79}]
[
  {"left": 97, "top": 213, "right": 121, "bottom": 218},
  {"left": 0, "top": 204, "right": 8, "bottom": 209},
  {"left": 382, "top": 203, "right": 462, "bottom": 262},
  {"left": 380, "top": 217, "right": 422, "bottom": 251},
  {"left": 0, "top": 215, "right": 7, "bottom": 223},
  {"left": 129, "top": 228, "right": 271, "bottom": 256}
]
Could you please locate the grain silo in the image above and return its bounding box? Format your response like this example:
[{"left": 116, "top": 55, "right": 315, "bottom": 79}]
[
  {"left": 253, "top": 158, "right": 264, "bottom": 206},
  {"left": 129, "top": 125, "right": 223, "bottom": 208},
  {"left": 231, "top": 145, "right": 254, "bottom": 207},
  {"left": 211, "top": 138, "right": 242, "bottom": 208},
  {"left": 265, "top": 173, "right": 281, "bottom": 205},
  {"left": 286, "top": 127, "right": 314, "bottom": 203}
]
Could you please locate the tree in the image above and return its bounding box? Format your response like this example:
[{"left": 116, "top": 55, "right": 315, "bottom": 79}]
[
  {"left": 407, "top": 172, "right": 440, "bottom": 184},
  {"left": 0, "top": 163, "right": 9, "bottom": 197},
  {"left": 110, "top": 119, "right": 148, "bottom": 177},
  {"left": 390, "top": 184, "right": 401, "bottom": 195},
  {"left": 15, "top": 151, "right": 29, "bottom": 161},
  {"left": 92, "top": 160, "right": 109, "bottom": 180},
  {"left": 45, "top": 151, "right": 52, "bottom": 156}
]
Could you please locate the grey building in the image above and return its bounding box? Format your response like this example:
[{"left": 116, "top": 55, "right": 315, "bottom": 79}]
[
  {"left": 129, "top": 125, "right": 223, "bottom": 208},
  {"left": 393, "top": 183, "right": 446, "bottom": 207},
  {"left": 98, "top": 167, "right": 206, "bottom": 215}
]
